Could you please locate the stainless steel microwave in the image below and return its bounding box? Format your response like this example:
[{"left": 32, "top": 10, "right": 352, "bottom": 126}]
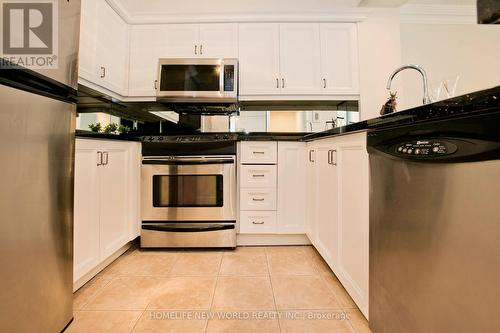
[{"left": 156, "top": 58, "right": 238, "bottom": 104}]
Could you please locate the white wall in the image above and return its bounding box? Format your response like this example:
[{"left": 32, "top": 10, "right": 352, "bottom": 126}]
[
  {"left": 399, "top": 23, "right": 500, "bottom": 110},
  {"left": 358, "top": 8, "right": 403, "bottom": 121}
]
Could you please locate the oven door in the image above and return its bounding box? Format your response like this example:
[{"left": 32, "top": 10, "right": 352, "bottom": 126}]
[{"left": 141, "top": 156, "right": 236, "bottom": 221}]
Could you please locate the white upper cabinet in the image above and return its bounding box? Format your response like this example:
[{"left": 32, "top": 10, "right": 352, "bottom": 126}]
[
  {"left": 199, "top": 23, "right": 238, "bottom": 58},
  {"left": 320, "top": 23, "right": 359, "bottom": 95},
  {"left": 238, "top": 23, "right": 281, "bottom": 95},
  {"left": 163, "top": 24, "right": 200, "bottom": 57},
  {"left": 279, "top": 23, "right": 322, "bottom": 95},
  {"left": 128, "top": 25, "right": 170, "bottom": 96},
  {"left": 79, "top": 0, "right": 129, "bottom": 96}
]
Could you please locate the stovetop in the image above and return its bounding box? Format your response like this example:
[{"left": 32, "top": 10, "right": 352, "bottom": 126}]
[{"left": 140, "top": 133, "right": 238, "bottom": 143}]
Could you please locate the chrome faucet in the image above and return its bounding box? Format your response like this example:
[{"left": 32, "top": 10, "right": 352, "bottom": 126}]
[{"left": 387, "top": 65, "right": 432, "bottom": 105}]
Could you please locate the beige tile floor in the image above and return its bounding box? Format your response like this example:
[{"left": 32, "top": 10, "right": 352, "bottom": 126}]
[{"left": 69, "top": 245, "right": 372, "bottom": 333}]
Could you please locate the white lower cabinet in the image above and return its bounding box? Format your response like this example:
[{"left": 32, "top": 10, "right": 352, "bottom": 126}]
[
  {"left": 238, "top": 141, "right": 306, "bottom": 235},
  {"left": 73, "top": 139, "right": 141, "bottom": 283},
  {"left": 306, "top": 132, "right": 369, "bottom": 318}
]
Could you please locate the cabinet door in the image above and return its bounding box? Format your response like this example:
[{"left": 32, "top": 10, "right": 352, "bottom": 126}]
[
  {"left": 96, "top": 0, "right": 129, "bottom": 95},
  {"left": 277, "top": 142, "right": 307, "bottom": 233},
  {"left": 314, "top": 142, "right": 339, "bottom": 270},
  {"left": 129, "top": 25, "right": 171, "bottom": 96},
  {"left": 99, "top": 147, "right": 129, "bottom": 260},
  {"left": 320, "top": 23, "right": 359, "bottom": 95},
  {"left": 199, "top": 23, "right": 237, "bottom": 58},
  {"left": 279, "top": 23, "right": 322, "bottom": 94},
  {"left": 336, "top": 134, "right": 369, "bottom": 317},
  {"left": 73, "top": 143, "right": 100, "bottom": 282},
  {"left": 305, "top": 144, "right": 317, "bottom": 244},
  {"left": 238, "top": 23, "right": 281, "bottom": 95},
  {"left": 78, "top": 0, "right": 99, "bottom": 82},
  {"left": 164, "top": 24, "right": 199, "bottom": 57}
]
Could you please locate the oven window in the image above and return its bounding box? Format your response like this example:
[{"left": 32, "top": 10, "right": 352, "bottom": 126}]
[
  {"left": 160, "top": 65, "right": 220, "bottom": 91},
  {"left": 152, "top": 175, "right": 223, "bottom": 207}
]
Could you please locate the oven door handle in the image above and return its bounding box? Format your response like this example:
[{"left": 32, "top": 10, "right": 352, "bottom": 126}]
[
  {"left": 142, "top": 224, "right": 235, "bottom": 232},
  {"left": 142, "top": 159, "right": 234, "bottom": 165}
]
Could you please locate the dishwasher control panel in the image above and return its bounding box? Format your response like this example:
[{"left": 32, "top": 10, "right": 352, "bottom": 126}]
[{"left": 393, "top": 140, "right": 458, "bottom": 157}]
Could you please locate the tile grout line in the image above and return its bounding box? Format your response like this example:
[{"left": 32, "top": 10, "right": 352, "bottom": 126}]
[
  {"left": 204, "top": 251, "right": 224, "bottom": 333},
  {"left": 264, "top": 247, "right": 283, "bottom": 333}
]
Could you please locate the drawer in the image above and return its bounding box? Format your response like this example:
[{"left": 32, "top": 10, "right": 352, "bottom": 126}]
[
  {"left": 240, "top": 211, "right": 277, "bottom": 234},
  {"left": 240, "top": 165, "right": 277, "bottom": 188},
  {"left": 240, "top": 188, "right": 277, "bottom": 211},
  {"left": 240, "top": 142, "right": 277, "bottom": 164}
]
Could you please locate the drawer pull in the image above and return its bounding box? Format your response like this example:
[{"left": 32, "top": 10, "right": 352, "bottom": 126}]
[
  {"left": 252, "top": 174, "right": 265, "bottom": 177},
  {"left": 252, "top": 221, "right": 265, "bottom": 225},
  {"left": 252, "top": 198, "right": 265, "bottom": 202},
  {"left": 252, "top": 151, "right": 265, "bottom": 154}
]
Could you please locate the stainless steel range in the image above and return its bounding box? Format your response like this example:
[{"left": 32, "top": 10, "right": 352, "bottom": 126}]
[{"left": 140, "top": 134, "right": 237, "bottom": 248}]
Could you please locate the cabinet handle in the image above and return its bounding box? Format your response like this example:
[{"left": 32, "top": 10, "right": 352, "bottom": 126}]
[
  {"left": 252, "top": 174, "right": 265, "bottom": 178},
  {"left": 100, "top": 66, "right": 105, "bottom": 78},
  {"left": 276, "top": 78, "right": 279, "bottom": 89},
  {"left": 103, "top": 151, "right": 109, "bottom": 165},
  {"left": 252, "top": 198, "right": 265, "bottom": 202},
  {"left": 282, "top": 78, "right": 285, "bottom": 88},
  {"left": 309, "top": 149, "right": 315, "bottom": 162},
  {"left": 323, "top": 78, "right": 327, "bottom": 89},
  {"left": 194, "top": 45, "right": 197, "bottom": 55},
  {"left": 252, "top": 221, "right": 265, "bottom": 225},
  {"left": 154, "top": 79, "right": 158, "bottom": 90},
  {"left": 97, "top": 151, "right": 102, "bottom": 166},
  {"left": 252, "top": 151, "right": 265, "bottom": 154},
  {"left": 200, "top": 44, "right": 203, "bottom": 55},
  {"left": 328, "top": 149, "right": 337, "bottom": 166}
]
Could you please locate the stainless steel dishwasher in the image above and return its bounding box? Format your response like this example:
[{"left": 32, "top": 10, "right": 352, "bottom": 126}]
[{"left": 367, "top": 110, "right": 500, "bottom": 333}]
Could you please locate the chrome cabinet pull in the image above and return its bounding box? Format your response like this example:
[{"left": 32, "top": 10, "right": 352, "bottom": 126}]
[
  {"left": 100, "top": 66, "right": 105, "bottom": 78},
  {"left": 252, "top": 151, "right": 265, "bottom": 154},
  {"left": 154, "top": 80, "right": 158, "bottom": 90},
  {"left": 282, "top": 78, "right": 285, "bottom": 88},
  {"left": 309, "top": 150, "right": 315, "bottom": 162},
  {"left": 200, "top": 44, "right": 203, "bottom": 55},
  {"left": 252, "top": 174, "right": 265, "bottom": 178},
  {"left": 194, "top": 45, "right": 197, "bottom": 55},
  {"left": 328, "top": 150, "right": 332, "bottom": 165},
  {"left": 323, "top": 78, "right": 327, "bottom": 89},
  {"left": 103, "top": 152, "right": 109, "bottom": 166},
  {"left": 276, "top": 78, "right": 279, "bottom": 88},
  {"left": 252, "top": 221, "right": 265, "bottom": 225},
  {"left": 97, "top": 151, "right": 103, "bottom": 166},
  {"left": 252, "top": 198, "right": 265, "bottom": 202}
]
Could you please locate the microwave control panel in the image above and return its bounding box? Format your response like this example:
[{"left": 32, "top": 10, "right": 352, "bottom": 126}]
[{"left": 223, "top": 65, "right": 235, "bottom": 92}]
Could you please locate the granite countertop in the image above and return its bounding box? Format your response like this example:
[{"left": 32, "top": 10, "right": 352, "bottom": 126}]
[
  {"left": 75, "top": 130, "right": 142, "bottom": 141},
  {"left": 76, "top": 85, "right": 500, "bottom": 143}
]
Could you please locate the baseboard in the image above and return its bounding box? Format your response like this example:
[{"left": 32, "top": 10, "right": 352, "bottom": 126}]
[
  {"left": 73, "top": 240, "right": 136, "bottom": 292},
  {"left": 237, "top": 233, "right": 311, "bottom": 246}
]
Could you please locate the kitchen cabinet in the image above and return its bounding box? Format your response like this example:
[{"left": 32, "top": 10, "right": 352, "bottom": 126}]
[
  {"left": 277, "top": 142, "right": 307, "bottom": 233},
  {"left": 306, "top": 132, "right": 369, "bottom": 317},
  {"left": 79, "top": 0, "right": 129, "bottom": 96},
  {"left": 73, "top": 139, "right": 141, "bottom": 283},
  {"left": 320, "top": 23, "right": 359, "bottom": 95},
  {"left": 238, "top": 22, "right": 358, "bottom": 98},
  {"left": 128, "top": 23, "right": 237, "bottom": 96},
  {"left": 128, "top": 25, "right": 171, "bottom": 96},
  {"left": 279, "top": 23, "right": 322, "bottom": 94},
  {"left": 238, "top": 23, "right": 281, "bottom": 95}
]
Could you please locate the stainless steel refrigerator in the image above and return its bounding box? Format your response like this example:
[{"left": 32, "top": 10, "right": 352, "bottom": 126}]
[{"left": 0, "top": 1, "right": 81, "bottom": 332}]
